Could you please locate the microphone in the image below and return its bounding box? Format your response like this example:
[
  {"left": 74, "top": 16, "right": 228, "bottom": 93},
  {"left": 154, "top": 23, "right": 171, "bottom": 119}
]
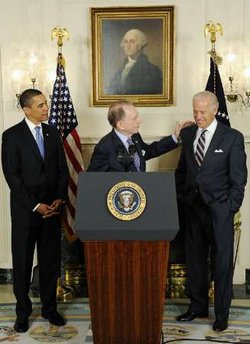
[
  {"left": 117, "top": 145, "right": 125, "bottom": 162},
  {"left": 128, "top": 144, "right": 136, "bottom": 160}
]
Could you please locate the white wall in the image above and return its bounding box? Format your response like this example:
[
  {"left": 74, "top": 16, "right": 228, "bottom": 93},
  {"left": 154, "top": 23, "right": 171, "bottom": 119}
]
[{"left": 0, "top": 0, "right": 249, "bottom": 283}]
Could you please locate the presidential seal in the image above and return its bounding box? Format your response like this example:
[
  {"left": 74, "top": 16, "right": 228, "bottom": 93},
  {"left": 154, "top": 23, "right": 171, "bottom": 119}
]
[{"left": 107, "top": 181, "right": 146, "bottom": 220}]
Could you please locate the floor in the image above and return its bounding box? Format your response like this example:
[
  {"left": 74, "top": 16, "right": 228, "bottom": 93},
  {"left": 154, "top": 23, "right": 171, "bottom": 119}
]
[{"left": 1, "top": 284, "right": 250, "bottom": 344}]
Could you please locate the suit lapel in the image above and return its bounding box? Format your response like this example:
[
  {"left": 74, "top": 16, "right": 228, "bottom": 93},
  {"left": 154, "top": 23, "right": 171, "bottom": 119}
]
[
  {"left": 110, "top": 130, "right": 131, "bottom": 170},
  {"left": 186, "top": 125, "right": 198, "bottom": 166},
  {"left": 111, "top": 129, "right": 126, "bottom": 150},
  {"left": 202, "top": 123, "right": 225, "bottom": 165},
  {"left": 42, "top": 123, "right": 50, "bottom": 160}
]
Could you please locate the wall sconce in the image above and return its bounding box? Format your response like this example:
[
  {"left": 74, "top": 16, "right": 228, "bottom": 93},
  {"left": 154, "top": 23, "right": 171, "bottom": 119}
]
[
  {"left": 226, "top": 53, "right": 250, "bottom": 107},
  {"left": 29, "top": 53, "right": 38, "bottom": 89},
  {"left": 47, "top": 69, "right": 56, "bottom": 99},
  {"left": 11, "top": 53, "right": 53, "bottom": 109},
  {"left": 12, "top": 69, "right": 23, "bottom": 106}
]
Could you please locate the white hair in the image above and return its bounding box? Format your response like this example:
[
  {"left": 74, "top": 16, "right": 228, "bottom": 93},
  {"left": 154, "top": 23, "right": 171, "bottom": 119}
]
[
  {"left": 193, "top": 91, "right": 219, "bottom": 110},
  {"left": 120, "top": 29, "right": 147, "bottom": 49}
]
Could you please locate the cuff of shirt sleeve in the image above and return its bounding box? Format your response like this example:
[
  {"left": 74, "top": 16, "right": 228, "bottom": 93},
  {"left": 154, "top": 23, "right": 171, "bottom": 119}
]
[
  {"left": 33, "top": 203, "right": 40, "bottom": 212},
  {"left": 172, "top": 134, "right": 180, "bottom": 144}
]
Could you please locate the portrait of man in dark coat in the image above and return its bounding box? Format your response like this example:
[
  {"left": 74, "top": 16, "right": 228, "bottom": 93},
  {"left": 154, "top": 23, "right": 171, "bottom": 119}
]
[{"left": 108, "top": 29, "right": 163, "bottom": 95}]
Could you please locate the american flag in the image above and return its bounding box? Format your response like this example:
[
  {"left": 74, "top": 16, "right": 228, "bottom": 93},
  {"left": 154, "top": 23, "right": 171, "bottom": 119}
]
[
  {"left": 205, "top": 57, "right": 230, "bottom": 127},
  {"left": 49, "top": 53, "right": 84, "bottom": 241}
]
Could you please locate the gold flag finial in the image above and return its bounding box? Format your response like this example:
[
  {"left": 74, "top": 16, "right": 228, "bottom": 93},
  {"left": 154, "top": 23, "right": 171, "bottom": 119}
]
[
  {"left": 51, "top": 27, "right": 69, "bottom": 48},
  {"left": 204, "top": 21, "right": 223, "bottom": 64},
  {"left": 204, "top": 21, "right": 223, "bottom": 44}
]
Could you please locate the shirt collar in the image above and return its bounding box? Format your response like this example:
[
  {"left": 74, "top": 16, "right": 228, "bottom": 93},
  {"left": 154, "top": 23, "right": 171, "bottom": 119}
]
[
  {"left": 197, "top": 118, "right": 217, "bottom": 135},
  {"left": 114, "top": 129, "right": 130, "bottom": 147},
  {"left": 127, "top": 56, "right": 136, "bottom": 64},
  {"left": 25, "top": 117, "right": 42, "bottom": 132}
]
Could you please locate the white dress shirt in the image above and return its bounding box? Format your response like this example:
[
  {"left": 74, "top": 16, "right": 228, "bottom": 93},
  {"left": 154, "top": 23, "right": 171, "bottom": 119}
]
[
  {"left": 193, "top": 119, "right": 218, "bottom": 155},
  {"left": 25, "top": 117, "right": 44, "bottom": 211}
]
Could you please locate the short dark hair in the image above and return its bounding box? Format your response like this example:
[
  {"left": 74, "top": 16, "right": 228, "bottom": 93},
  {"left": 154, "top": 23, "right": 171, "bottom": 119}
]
[
  {"left": 107, "top": 100, "right": 133, "bottom": 128},
  {"left": 19, "top": 89, "right": 42, "bottom": 108}
]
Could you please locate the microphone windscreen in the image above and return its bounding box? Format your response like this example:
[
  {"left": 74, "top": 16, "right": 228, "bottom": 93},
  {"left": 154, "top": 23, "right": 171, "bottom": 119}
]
[
  {"left": 117, "top": 145, "right": 125, "bottom": 162},
  {"left": 128, "top": 144, "right": 136, "bottom": 158}
]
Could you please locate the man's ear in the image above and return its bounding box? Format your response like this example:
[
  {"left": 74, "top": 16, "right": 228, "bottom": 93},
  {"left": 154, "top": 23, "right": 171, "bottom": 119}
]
[
  {"left": 116, "top": 120, "right": 124, "bottom": 131},
  {"left": 23, "top": 106, "right": 30, "bottom": 117}
]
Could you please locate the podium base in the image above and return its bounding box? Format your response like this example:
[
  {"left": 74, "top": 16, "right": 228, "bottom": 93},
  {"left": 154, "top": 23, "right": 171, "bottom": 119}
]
[{"left": 84, "top": 241, "right": 169, "bottom": 344}]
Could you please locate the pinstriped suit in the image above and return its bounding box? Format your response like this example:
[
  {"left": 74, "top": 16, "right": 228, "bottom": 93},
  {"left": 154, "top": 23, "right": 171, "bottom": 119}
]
[{"left": 175, "top": 122, "right": 247, "bottom": 322}]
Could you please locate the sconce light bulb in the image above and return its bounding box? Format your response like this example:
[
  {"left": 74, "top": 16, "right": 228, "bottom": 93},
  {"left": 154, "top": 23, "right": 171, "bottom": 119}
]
[
  {"left": 227, "top": 53, "right": 237, "bottom": 63},
  {"left": 12, "top": 69, "right": 22, "bottom": 81},
  {"left": 29, "top": 53, "right": 37, "bottom": 65},
  {"left": 48, "top": 70, "right": 55, "bottom": 81},
  {"left": 244, "top": 67, "right": 250, "bottom": 78}
]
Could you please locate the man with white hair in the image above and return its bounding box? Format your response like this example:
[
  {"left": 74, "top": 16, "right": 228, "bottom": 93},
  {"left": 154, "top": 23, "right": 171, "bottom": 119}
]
[
  {"left": 109, "top": 29, "right": 162, "bottom": 95},
  {"left": 175, "top": 91, "right": 247, "bottom": 332}
]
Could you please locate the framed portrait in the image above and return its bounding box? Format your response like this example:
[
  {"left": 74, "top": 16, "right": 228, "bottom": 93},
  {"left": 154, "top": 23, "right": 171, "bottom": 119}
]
[{"left": 91, "top": 6, "right": 175, "bottom": 107}]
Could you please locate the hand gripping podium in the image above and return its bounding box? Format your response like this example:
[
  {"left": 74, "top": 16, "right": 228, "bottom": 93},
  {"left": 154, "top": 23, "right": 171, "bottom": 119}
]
[{"left": 75, "top": 172, "right": 179, "bottom": 344}]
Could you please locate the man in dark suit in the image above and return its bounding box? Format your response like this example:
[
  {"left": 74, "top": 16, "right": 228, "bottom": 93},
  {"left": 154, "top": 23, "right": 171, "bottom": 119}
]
[
  {"left": 175, "top": 91, "right": 247, "bottom": 332},
  {"left": 1, "top": 89, "right": 69, "bottom": 332},
  {"left": 108, "top": 29, "right": 162, "bottom": 95},
  {"left": 87, "top": 100, "right": 191, "bottom": 172}
]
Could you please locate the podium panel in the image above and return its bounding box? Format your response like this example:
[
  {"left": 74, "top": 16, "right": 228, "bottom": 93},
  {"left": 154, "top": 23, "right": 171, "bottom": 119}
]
[{"left": 75, "top": 172, "right": 179, "bottom": 241}]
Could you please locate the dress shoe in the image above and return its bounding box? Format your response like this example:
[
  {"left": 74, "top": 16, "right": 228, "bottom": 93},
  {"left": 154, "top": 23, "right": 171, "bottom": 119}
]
[
  {"left": 213, "top": 319, "right": 228, "bottom": 332},
  {"left": 176, "top": 310, "right": 208, "bottom": 322},
  {"left": 14, "top": 316, "right": 29, "bottom": 333},
  {"left": 42, "top": 311, "right": 65, "bottom": 326}
]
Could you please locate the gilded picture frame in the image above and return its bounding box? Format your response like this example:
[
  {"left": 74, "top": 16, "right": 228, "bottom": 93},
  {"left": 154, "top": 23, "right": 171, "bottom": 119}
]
[{"left": 91, "top": 6, "right": 175, "bottom": 107}]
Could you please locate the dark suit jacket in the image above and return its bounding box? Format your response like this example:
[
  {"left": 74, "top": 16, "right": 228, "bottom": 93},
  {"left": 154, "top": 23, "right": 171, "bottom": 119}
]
[
  {"left": 109, "top": 53, "right": 163, "bottom": 95},
  {"left": 175, "top": 122, "right": 247, "bottom": 213},
  {"left": 87, "top": 129, "right": 178, "bottom": 172},
  {"left": 1, "top": 119, "right": 69, "bottom": 224}
]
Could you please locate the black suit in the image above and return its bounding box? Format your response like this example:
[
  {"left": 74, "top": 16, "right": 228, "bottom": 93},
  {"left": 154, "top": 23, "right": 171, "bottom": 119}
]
[
  {"left": 87, "top": 129, "right": 178, "bottom": 172},
  {"left": 175, "top": 122, "right": 247, "bottom": 322},
  {"left": 1, "top": 119, "right": 69, "bottom": 317}
]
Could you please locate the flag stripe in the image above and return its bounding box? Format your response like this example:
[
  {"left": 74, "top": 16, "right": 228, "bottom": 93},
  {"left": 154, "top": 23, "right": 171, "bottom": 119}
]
[
  {"left": 64, "top": 140, "right": 83, "bottom": 173},
  {"left": 68, "top": 175, "right": 77, "bottom": 197}
]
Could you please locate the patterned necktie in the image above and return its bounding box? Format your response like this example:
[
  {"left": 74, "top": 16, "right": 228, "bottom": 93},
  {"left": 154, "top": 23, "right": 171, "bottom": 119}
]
[
  {"left": 35, "top": 126, "right": 45, "bottom": 159},
  {"left": 127, "top": 137, "right": 140, "bottom": 171},
  {"left": 195, "top": 129, "right": 207, "bottom": 166}
]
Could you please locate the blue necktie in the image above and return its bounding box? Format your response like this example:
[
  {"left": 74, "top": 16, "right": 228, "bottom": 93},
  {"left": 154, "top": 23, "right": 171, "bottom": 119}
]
[
  {"left": 35, "top": 126, "right": 45, "bottom": 159},
  {"left": 127, "top": 137, "right": 140, "bottom": 171}
]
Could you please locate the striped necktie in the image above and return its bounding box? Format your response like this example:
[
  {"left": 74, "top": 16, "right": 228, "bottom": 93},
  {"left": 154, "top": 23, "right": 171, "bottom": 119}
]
[
  {"left": 35, "top": 126, "right": 45, "bottom": 159},
  {"left": 195, "top": 129, "right": 207, "bottom": 166},
  {"left": 127, "top": 137, "right": 140, "bottom": 171}
]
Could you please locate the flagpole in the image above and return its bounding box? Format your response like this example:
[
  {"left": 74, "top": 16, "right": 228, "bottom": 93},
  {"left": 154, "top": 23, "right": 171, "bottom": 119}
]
[{"left": 50, "top": 26, "right": 76, "bottom": 301}]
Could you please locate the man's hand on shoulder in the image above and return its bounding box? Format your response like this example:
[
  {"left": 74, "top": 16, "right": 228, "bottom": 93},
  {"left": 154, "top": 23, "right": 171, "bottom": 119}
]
[{"left": 174, "top": 120, "right": 195, "bottom": 140}]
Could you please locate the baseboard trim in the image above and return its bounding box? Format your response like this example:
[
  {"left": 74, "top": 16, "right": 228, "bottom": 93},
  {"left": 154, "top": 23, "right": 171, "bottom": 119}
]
[{"left": 0, "top": 268, "right": 13, "bottom": 284}]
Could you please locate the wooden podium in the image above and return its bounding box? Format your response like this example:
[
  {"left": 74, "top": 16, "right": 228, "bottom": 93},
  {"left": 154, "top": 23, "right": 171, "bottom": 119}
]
[{"left": 75, "top": 172, "right": 179, "bottom": 344}]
